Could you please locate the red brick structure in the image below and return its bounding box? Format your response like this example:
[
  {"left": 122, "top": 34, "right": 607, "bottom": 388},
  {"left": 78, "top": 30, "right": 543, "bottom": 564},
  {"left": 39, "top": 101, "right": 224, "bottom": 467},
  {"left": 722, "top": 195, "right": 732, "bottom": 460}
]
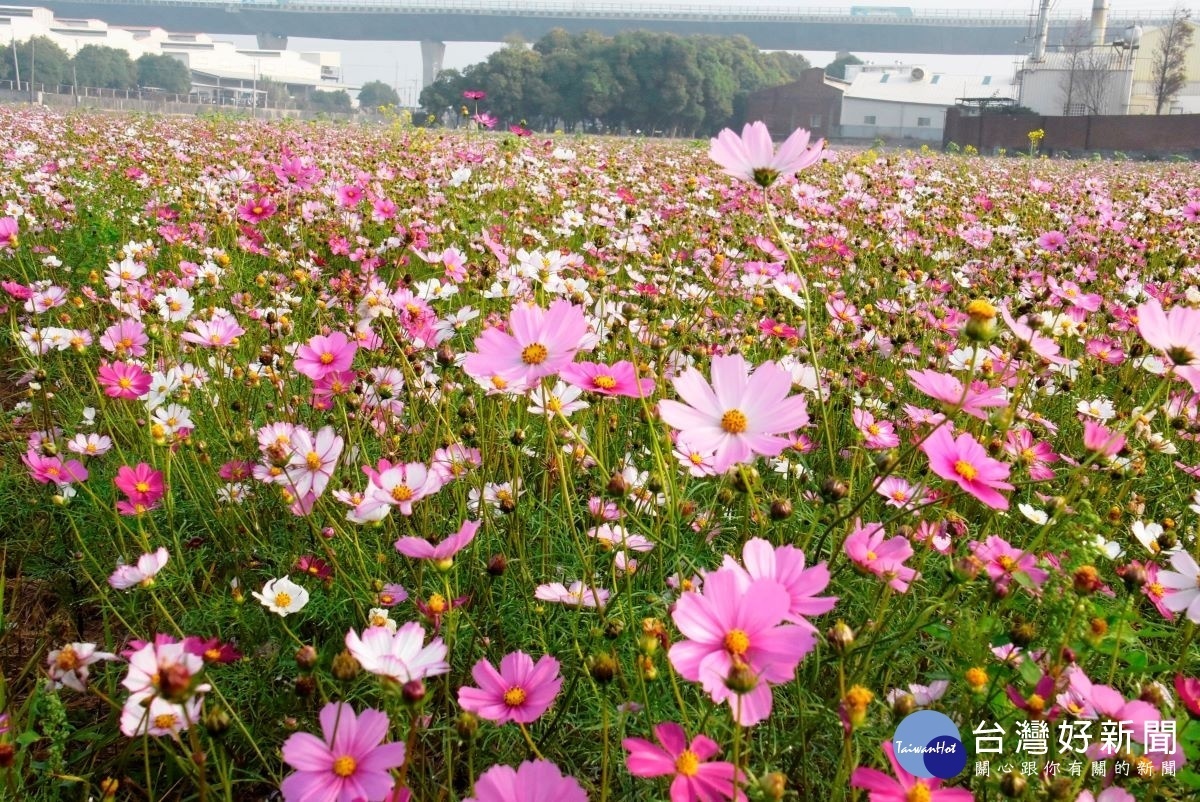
[
  {"left": 745, "top": 67, "right": 846, "bottom": 141},
  {"left": 943, "top": 108, "right": 1200, "bottom": 157}
]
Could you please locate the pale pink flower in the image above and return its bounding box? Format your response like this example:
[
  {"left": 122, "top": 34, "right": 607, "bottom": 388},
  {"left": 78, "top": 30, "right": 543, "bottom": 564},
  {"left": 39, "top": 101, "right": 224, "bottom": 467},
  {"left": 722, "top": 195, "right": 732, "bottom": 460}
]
[
  {"left": 285, "top": 426, "right": 343, "bottom": 499},
  {"left": 109, "top": 547, "right": 170, "bottom": 590},
  {"left": 709, "top": 122, "right": 824, "bottom": 188}
]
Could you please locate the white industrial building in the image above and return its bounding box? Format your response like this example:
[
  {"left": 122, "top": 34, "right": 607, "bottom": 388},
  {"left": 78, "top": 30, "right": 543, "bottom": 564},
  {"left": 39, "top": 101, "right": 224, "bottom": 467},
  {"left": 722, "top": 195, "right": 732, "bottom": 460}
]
[
  {"left": 840, "top": 63, "right": 1018, "bottom": 142},
  {"left": 0, "top": 5, "right": 348, "bottom": 101}
]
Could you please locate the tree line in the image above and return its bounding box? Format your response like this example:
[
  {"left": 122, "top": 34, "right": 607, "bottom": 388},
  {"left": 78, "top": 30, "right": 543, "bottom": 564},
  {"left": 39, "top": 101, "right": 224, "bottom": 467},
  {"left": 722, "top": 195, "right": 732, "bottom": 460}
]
[
  {"left": 2, "top": 37, "right": 192, "bottom": 93},
  {"left": 418, "top": 30, "right": 811, "bottom": 136}
]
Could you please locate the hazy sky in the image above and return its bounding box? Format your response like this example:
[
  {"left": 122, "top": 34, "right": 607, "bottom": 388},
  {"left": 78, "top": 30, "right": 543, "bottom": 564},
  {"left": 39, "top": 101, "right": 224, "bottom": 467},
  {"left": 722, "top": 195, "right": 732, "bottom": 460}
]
[{"left": 213, "top": 1, "right": 1156, "bottom": 100}]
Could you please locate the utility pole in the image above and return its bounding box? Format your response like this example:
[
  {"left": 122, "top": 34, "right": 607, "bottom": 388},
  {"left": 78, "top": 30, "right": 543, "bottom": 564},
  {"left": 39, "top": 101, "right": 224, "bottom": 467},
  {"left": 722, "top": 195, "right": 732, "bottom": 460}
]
[
  {"left": 29, "top": 35, "right": 35, "bottom": 103},
  {"left": 11, "top": 36, "right": 20, "bottom": 93}
]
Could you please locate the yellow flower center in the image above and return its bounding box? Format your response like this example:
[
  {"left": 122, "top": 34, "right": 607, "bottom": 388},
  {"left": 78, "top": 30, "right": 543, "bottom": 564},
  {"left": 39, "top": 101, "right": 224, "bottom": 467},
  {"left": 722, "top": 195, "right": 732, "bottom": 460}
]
[
  {"left": 274, "top": 592, "right": 292, "bottom": 608},
  {"left": 724, "top": 629, "right": 750, "bottom": 656},
  {"left": 135, "top": 481, "right": 150, "bottom": 493},
  {"left": 721, "top": 409, "right": 748, "bottom": 434},
  {"left": 907, "top": 782, "right": 932, "bottom": 802},
  {"left": 56, "top": 646, "right": 80, "bottom": 670},
  {"left": 1027, "top": 694, "right": 1046, "bottom": 714},
  {"left": 205, "top": 648, "right": 222, "bottom": 662},
  {"left": 319, "top": 352, "right": 334, "bottom": 365},
  {"left": 868, "top": 423, "right": 881, "bottom": 435},
  {"left": 332, "top": 755, "right": 357, "bottom": 777},
  {"left": 427, "top": 593, "right": 447, "bottom": 614},
  {"left": 675, "top": 749, "right": 701, "bottom": 777},
  {"left": 1148, "top": 582, "right": 1164, "bottom": 597},
  {"left": 594, "top": 375, "right": 617, "bottom": 390},
  {"left": 547, "top": 397, "right": 563, "bottom": 413},
  {"left": 953, "top": 459, "right": 978, "bottom": 481},
  {"left": 118, "top": 377, "right": 133, "bottom": 389},
  {"left": 997, "top": 555, "right": 1017, "bottom": 571},
  {"left": 521, "top": 343, "right": 548, "bottom": 365},
  {"left": 503, "top": 687, "right": 527, "bottom": 706},
  {"left": 305, "top": 452, "right": 322, "bottom": 471},
  {"left": 153, "top": 713, "right": 179, "bottom": 730},
  {"left": 252, "top": 206, "right": 264, "bottom": 216},
  {"left": 490, "top": 375, "right": 508, "bottom": 390},
  {"left": 866, "top": 550, "right": 878, "bottom": 561},
  {"left": 391, "top": 485, "right": 414, "bottom": 502}
]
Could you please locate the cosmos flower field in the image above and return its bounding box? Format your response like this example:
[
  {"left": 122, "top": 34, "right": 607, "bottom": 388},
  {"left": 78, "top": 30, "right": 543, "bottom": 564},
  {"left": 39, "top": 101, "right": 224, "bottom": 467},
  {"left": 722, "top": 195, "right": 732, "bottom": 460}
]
[{"left": 1, "top": 106, "right": 1200, "bottom": 802}]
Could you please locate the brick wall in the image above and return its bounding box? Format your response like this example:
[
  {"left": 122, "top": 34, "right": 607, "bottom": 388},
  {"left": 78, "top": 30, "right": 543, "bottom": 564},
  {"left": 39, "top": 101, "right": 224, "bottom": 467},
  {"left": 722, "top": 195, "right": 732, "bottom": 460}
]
[
  {"left": 943, "top": 108, "right": 1200, "bottom": 157},
  {"left": 745, "top": 69, "right": 844, "bottom": 141}
]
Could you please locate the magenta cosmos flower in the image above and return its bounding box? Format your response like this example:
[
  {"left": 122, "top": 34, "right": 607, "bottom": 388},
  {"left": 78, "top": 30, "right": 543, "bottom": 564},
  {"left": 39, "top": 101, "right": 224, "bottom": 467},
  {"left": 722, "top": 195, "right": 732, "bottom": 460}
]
[
  {"left": 623, "top": 721, "right": 744, "bottom": 802},
  {"left": 295, "top": 331, "right": 358, "bottom": 381},
  {"left": 658, "top": 354, "right": 809, "bottom": 475},
  {"left": 462, "top": 299, "right": 589, "bottom": 392},
  {"left": 560, "top": 360, "right": 655, "bottom": 398},
  {"left": 969, "top": 535, "right": 1048, "bottom": 593},
  {"left": 844, "top": 521, "right": 919, "bottom": 593},
  {"left": 906, "top": 369, "right": 1007, "bottom": 420},
  {"left": 465, "top": 760, "right": 586, "bottom": 802},
  {"left": 98, "top": 361, "right": 152, "bottom": 400},
  {"left": 458, "top": 651, "right": 562, "bottom": 725},
  {"left": 851, "top": 741, "right": 973, "bottom": 802},
  {"left": 668, "top": 567, "right": 814, "bottom": 726},
  {"left": 920, "top": 426, "right": 1013, "bottom": 510},
  {"left": 114, "top": 463, "right": 165, "bottom": 506},
  {"left": 281, "top": 702, "right": 407, "bottom": 802},
  {"left": 1136, "top": 297, "right": 1200, "bottom": 391},
  {"left": 709, "top": 121, "right": 824, "bottom": 188}
]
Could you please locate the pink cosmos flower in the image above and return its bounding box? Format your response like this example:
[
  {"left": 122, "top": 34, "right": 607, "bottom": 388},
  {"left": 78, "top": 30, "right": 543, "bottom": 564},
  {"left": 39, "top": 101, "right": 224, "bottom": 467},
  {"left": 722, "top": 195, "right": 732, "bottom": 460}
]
[
  {"left": 237, "top": 197, "right": 277, "bottom": 223},
  {"left": 623, "top": 721, "right": 745, "bottom": 802},
  {"left": 280, "top": 702, "right": 407, "bottom": 802},
  {"left": 22, "top": 449, "right": 88, "bottom": 486},
  {"left": 109, "top": 547, "right": 170, "bottom": 590},
  {"left": 285, "top": 426, "right": 343, "bottom": 499},
  {"left": 1036, "top": 230, "right": 1067, "bottom": 251},
  {"left": 1000, "top": 306, "right": 1069, "bottom": 365},
  {"left": 98, "top": 361, "right": 152, "bottom": 400},
  {"left": 120, "top": 691, "right": 203, "bottom": 738},
  {"left": 1003, "top": 429, "right": 1058, "bottom": 481},
  {"left": 395, "top": 519, "right": 479, "bottom": 564},
  {"left": 560, "top": 360, "right": 656, "bottom": 397},
  {"left": 465, "top": 760, "right": 587, "bottom": 802},
  {"left": 1081, "top": 419, "right": 1126, "bottom": 458},
  {"left": 853, "top": 408, "right": 900, "bottom": 449},
  {"left": 720, "top": 538, "right": 836, "bottom": 632},
  {"left": 181, "top": 313, "right": 245, "bottom": 348},
  {"left": 844, "top": 520, "right": 919, "bottom": 593},
  {"left": 669, "top": 568, "right": 813, "bottom": 726},
  {"left": 534, "top": 581, "right": 610, "bottom": 609},
  {"left": 874, "top": 476, "right": 917, "bottom": 508},
  {"left": 358, "top": 459, "right": 443, "bottom": 519},
  {"left": 294, "top": 331, "right": 357, "bottom": 381},
  {"left": 344, "top": 622, "right": 450, "bottom": 683},
  {"left": 1136, "top": 297, "right": 1200, "bottom": 391},
  {"left": 46, "top": 642, "right": 117, "bottom": 692},
  {"left": 457, "top": 651, "right": 562, "bottom": 725},
  {"left": 1076, "top": 790, "right": 1134, "bottom": 802},
  {"left": 0, "top": 216, "right": 18, "bottom": 248},
  {"left": 709, "top": 121, "right": 824, "bottom": 188},
  {"left": 1175, "top": 674, "right": 1200, "bottom": 717},
  {"left": 100, "top": 318, "right": 149, "bottom": 358},
  {"left": 658, "top": 354, "right": 809, "bottom": 474},
  {"left": 1159, "top": 550, "right": 1200, "bottom": 623},
  {"left": 851, "top": 741, "right": 973, "bottom": 802},
  {"left": 906, "top": 369, "right": 1007, "bottom": 420},
  {"left": 114, "top": 463, "right": 165, "bottom": 506},
  {"left": 970, "top": 535, "right": 1048, "bottom": 593},
  {"left": 920, "top": 426, "right": 1013, "bottom": 510},
  {"left": 462, "top": 300, "right": 589, "bottom": 390}
]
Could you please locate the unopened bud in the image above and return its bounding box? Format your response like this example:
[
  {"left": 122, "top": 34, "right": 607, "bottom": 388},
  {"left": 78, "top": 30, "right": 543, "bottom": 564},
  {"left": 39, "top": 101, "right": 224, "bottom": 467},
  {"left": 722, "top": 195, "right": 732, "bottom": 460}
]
[
  {"left": 331, "top": 650, "right": 361, "bottom": 681},
  {"left": 402, "top": 679, "right": 427, "bottom": 704},
  {"left": 827, "top": 620, "right": 855, "bottom": 654},
  {"left": 295, "top": 645, "right": 318, "bottom": 670},
  {"left": 455, "top": 711, "right": 479, "bottom": 740},
  {"left": 586, "top": 652, "right": 619, "bottom": 684},
  {"left": 724, "top": 663, "right": 759, "bottom": 694},
  {"left": 760, "top": 772, "right": 786, "bottom": 800},
  {"left": 1000, "top": 771, "right": 1026, "bottom": 797},
  {"left": 203, "top": 706, "right": 231, "bottom": 736},
  {"left": 769, "top": 498, "right": 793, "bottom": 520},
  {"left": 821, "top": 477, "right": 848, "bottom": 502},
  {"left": 294, "top": 675, "right": 316, "bottom": 697},
  {"left": 606, "top": 473, "right": 628, "bottom": 496},
  {"left": 486, "top": 553, "right": 508, "bottom": 576}
]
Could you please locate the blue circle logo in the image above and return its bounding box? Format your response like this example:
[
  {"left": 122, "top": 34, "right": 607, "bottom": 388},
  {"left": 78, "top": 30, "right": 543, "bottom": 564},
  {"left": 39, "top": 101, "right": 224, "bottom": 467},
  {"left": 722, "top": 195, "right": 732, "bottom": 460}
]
[{"left": 892, "top": 710, "right": 966, "bottom": 779}]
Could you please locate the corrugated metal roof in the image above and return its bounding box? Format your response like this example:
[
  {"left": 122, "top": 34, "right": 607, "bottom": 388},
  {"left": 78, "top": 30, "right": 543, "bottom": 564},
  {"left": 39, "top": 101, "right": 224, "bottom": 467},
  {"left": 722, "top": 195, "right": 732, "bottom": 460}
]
[{"left": 844, "top": 68, "right": 1018, "bottom": 105}]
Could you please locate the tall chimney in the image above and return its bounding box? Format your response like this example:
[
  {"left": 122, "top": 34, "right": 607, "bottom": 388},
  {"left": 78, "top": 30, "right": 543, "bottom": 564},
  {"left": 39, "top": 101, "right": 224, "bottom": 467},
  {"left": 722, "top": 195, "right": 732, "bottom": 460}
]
[
  {"left": 1031, "top": 0, "right": 1052, "bottom": 62},
  {"left": 1090, "top": 0, "right": 1109, "bottom": 46}
]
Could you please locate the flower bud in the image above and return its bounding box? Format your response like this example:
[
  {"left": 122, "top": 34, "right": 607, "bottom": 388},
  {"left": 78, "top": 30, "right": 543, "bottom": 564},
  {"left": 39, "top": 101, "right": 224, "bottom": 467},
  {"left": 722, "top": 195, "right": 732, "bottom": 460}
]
[
  {"left": 295, "top": 645, "right": 318, "bottom": 670},
  {"left": 99, "top": 777, "right": 120, "bottom": 799},
  {"left": 294, "top": 675, "right": 316, "bottom": 697},
  {"left": 203, "top": 706, "right": 231, "bottom": 737},
  {"left": 1072, "top": 565, "right": 1102, "bottom": 595},
  {"left": 1000, "top": 771, "right": 1026, "bottom": 797},
  {"left": 586, "top": 652, "right": 619, "bottom": 684},
  {"left": 402, "top": 679, "right": 426, "bottom": 705},
  {"left": 605, "top": 473, "right": 628, "bottom": 496},
  {"left": 820, "top": 477, "right": 848, "bottom": 502},
  {"left": 455, "top": 711, "right": 479, "bottom": 740},
  {"left": 769, "top": 498, "right": 793, "bottom": 520},
  {"left": 724, "top": 663, "right": 759, "bottom": 694},
  {"left": 827, "top": 620, "right": 855, "bottom": 654},
  {"left": 331, "top": 650, "right": 361, "bottom": 681},
  {"left": 760, "top": 772, "right": 786, "bottom": 800},
  {"left": 486, "top": 553, "right": 508, "bottom": 576}
]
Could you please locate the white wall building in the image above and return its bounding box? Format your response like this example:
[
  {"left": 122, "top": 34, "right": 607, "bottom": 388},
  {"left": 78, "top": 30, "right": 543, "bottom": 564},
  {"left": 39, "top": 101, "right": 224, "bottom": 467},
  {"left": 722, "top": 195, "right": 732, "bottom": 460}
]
[
  {"left": 840, "top": 64, "right": 1019, "bottom": 141},
  {"left": 1018, "top": 47, "right": 1136, "bottom": 116},
  {"left": 0, "top": 4, "right": 348, "bottom": 99}
]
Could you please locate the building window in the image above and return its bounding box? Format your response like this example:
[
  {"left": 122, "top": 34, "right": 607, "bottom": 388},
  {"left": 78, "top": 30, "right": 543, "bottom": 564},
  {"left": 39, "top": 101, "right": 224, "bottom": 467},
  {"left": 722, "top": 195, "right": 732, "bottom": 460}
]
[
  {"left": 879, "top": 73, "right": 890, "bottom": 83},
  {"left": 864, "top": 115, "right": 876, "bottom": 125},
  {"left": 810, "top": 114, "right": 823, "bottom": 128},
  {"left": 917, "top": 117, "right": 931, "bottom": 127},
  {"left": 982, "top": 76, "right": 992, "bottom": 85},
  {"left": 931, "top": 74, "right": 941, "bottom": 84}
]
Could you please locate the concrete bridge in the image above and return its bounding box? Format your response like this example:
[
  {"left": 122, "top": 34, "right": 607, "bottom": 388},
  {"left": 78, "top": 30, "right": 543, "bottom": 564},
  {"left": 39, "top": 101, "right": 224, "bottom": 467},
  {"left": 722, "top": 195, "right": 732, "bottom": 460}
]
[{"left": 28, "top": 1, "right": 1166, "bottom": 87}]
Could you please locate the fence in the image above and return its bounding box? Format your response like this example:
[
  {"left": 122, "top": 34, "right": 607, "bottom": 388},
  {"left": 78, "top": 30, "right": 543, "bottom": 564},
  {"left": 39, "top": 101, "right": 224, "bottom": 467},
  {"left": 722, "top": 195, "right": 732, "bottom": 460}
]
[{"left": 942, "top": 107, "right": 1200, "bottom": 158}]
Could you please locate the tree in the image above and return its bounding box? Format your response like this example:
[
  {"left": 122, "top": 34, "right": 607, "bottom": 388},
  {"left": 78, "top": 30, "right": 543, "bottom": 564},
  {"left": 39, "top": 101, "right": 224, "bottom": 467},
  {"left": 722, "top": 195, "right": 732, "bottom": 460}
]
[
  {"left": 358, "top": 80, "right": 400, "bottom": 109},
  {"left": 71, "top": 45, "right": 136, "bottom": 90},
  {"left": 1150, "top": 4, "right": 1194, "bottom": 114},
  {"left": 1057, "top": 23, "right": 1122, "bottom": 115},
  {"left": 825, "top": 53, "right": 863, "bottom": 80},
  {"left": 0, "top": 36, "right": 70, "bottom": 88},
  {"left": 308, "top": 89, "right": 352, "bottom": 113},
  {"left": 135, "top": 53, "right": 191, "bottom": 94}
]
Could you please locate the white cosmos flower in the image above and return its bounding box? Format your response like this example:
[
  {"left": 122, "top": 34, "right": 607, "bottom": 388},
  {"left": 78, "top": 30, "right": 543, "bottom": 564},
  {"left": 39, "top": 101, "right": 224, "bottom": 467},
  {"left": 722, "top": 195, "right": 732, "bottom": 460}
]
[{"left": 252, "top": 576, "right": 309, "bottom": 616}]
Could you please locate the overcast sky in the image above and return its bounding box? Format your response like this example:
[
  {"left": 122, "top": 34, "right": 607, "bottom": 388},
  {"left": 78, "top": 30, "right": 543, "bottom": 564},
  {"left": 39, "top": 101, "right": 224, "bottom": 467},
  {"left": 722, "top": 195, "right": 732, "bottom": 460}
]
[{"left": 215, "top": 1, "right": 1161, "bottom": 100}]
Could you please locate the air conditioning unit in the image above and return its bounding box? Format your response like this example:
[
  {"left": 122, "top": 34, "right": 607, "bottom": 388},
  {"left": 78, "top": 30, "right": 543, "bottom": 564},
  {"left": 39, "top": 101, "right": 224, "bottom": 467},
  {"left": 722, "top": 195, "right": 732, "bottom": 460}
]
[{"left": 910, "top": 66, "right": 926, "bottom": 81}]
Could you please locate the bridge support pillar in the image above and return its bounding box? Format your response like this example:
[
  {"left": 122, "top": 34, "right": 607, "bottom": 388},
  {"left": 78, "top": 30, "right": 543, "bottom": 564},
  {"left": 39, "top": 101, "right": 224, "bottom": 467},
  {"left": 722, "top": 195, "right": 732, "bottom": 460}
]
[
  {"left": 420, "top": 40, "right": 445, "bottom": 88},
  {"left": 256, "top": 32, "right": 288, "bottom": 50}
]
